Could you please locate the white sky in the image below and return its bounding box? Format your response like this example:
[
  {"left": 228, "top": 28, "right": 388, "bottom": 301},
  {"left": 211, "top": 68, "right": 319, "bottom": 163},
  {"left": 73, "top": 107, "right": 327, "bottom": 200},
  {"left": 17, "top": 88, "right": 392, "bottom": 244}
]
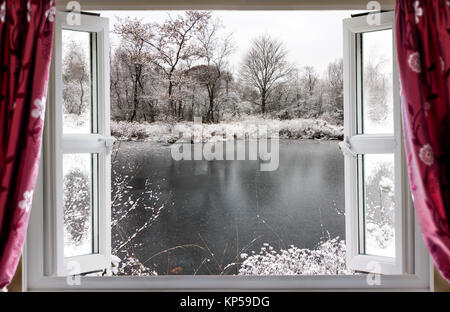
[{"left": 92, "top": 10, "right": 366, "bottom": 76}]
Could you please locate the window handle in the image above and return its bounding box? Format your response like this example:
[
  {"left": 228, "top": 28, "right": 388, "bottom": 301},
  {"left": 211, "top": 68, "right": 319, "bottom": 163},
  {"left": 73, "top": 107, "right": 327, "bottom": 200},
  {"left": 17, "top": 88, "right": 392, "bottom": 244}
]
[
  {"left": 99, "top": 136, "right": 117, "bottom": 153},
  {"left": 339, "top": 136, "right": 357, "bottom": 158}
]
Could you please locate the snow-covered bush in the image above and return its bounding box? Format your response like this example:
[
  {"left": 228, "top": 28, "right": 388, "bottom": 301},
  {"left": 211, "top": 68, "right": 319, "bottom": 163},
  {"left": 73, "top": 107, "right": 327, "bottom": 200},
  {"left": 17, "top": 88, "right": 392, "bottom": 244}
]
[
  {"left": 277, "top": 118, "right": 343, "bottom": 140},
  {"left": 111, "top": 120, "right": 150, "bottom": 140},
  {"left": 238, "top": 238, "right": 351, "bottom": 276},
  {"left": 365, "top": 223, "right": 394, "bottom": 254},
  {"left": 109, "top": 252, "right": 157, "bottom": 276},
  {"left": 63, "top": 112, "right": 90, "bottom": 132},
  {"left": 63, "top": 168, "right": 90, "bottom": 245}
]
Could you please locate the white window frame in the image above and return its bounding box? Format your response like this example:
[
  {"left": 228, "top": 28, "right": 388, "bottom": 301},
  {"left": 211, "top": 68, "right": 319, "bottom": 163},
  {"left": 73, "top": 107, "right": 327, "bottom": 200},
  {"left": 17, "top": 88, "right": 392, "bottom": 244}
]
[
  {"left": 342, "top": 12, "right": 408, "bottom": 275},
  {"left": 44, "top": 12, "right": 112, "bottom": 276},
  {"left": 23, "top": 3, "right": 432, "bottom": 291}
]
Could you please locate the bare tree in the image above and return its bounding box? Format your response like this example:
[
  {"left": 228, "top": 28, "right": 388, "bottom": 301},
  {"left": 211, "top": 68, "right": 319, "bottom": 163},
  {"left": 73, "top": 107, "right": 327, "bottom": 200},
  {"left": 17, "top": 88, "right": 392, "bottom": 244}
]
[
  {"left": 114, "top": 11, "right": 211, "bottom": 118},
  {"left": 296, "top": 66, "right": 323, "bottom": 117},
  {"left": 240, "top": 34, "right": 292, "bottom": 114},
  {"left": 300, "top": 66, "right": 319, "bottom": 98},
  {"left": 326, "top": 59, "right": 343, "bottom": 111},
  {"left": 194, "top": 18, "right": 234, "bottom": 122},
  {"left": 111, "top": 36, "right": 154, "bottom": 122}
]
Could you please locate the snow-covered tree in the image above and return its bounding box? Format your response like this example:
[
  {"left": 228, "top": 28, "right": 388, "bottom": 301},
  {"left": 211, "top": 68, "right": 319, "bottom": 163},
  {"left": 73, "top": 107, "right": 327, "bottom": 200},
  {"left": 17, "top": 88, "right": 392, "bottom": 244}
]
[
  {"left": 240, "top": 34, "right": 293, "bottom": 115},
  {"left": 114, "top": 12, "right": 211, "bottom": 118},
  {"left": 194, "top": 18, "right": 234, "bottom": 122},
  {"left": 62, "top": 41, "right": 89, "bottom": 116}
]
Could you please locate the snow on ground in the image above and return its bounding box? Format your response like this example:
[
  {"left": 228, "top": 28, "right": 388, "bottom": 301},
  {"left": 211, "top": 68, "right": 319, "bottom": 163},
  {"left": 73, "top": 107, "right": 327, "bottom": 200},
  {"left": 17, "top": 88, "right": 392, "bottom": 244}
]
[
  {"left": 63, "top": 111, "right": 344, "bottom": 142},
  {"left": 111, "top": 117, "right": 344, "bottom": 143}
]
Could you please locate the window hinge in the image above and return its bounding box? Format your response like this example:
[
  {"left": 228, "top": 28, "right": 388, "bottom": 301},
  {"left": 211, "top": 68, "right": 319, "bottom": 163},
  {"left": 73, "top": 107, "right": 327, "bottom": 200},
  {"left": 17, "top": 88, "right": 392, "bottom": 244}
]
[
  {"left": 99, "top": 136, "right": 117, "bottom": 153},
  {"left": 339, "top": 136, "right": 357, "bottom": 158}
]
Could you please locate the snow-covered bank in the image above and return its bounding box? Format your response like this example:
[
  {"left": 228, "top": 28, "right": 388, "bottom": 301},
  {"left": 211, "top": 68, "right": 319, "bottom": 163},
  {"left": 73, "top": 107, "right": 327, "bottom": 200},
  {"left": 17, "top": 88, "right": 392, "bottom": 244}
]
[{"left": 111, "top": 118, "right": 344, "bottom": 143}]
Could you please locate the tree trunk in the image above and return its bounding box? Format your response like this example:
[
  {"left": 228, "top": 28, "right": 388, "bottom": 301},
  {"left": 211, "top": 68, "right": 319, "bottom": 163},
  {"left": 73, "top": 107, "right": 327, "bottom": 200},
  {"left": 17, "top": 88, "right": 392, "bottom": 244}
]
[
  {"left": 79, "top": 78, "right": 84, "bottom": 116},
  {"left": 209, "top": 96, "right": 214, "bottom": 122},
  {"left": 191, "top": 89, "right": 195, "bottom": 121},
  {"left": 205, "top": 87, "right": 215, "bottom": 123},
  {"left": 168, "top": 79, "right": 175, "bottom": 116},
  {"left": 131, "top": 74, "right": 138, "bottom": 122},
  {"left": 178, "top": 100, "right": 183, "bottom": 119},
  {"left": 147, "top": 102, "right": 155, "bottom": 122},
  {"left": 261, "top": 90, "right": 266, "bottom": 114}
]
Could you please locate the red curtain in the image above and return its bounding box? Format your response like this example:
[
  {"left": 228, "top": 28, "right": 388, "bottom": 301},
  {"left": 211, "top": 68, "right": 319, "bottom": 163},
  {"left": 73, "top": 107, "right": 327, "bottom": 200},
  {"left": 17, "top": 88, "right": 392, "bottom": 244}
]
[
  {"left": 0, "top": 0, "right": 54, "bottom": 288},
  {"left": 396, "top": 0, "right": 450, "bottom": 281}
]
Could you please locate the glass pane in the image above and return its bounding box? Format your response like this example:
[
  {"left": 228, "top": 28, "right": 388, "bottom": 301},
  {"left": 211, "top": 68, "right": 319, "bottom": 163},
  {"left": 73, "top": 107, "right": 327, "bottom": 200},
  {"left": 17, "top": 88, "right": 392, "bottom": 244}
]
[
  {"left": 361, "top": 29, "right": 394, "bottom": 134},
  {"left": 62, "top": 30, "right": 97, "bottom": 133},
  {"left": 63, "top": 153, "right": 98, "bottom": 257},
  {"left": 361, "top": 154, "right": 395, "bottom": 257}
]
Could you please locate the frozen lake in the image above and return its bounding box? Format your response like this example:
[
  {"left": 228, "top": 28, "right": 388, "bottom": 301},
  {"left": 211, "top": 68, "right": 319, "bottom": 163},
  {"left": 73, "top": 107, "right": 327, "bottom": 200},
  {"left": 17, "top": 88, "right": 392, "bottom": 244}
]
[{"left": 112, "top": 140, "right": 345, "bottom": 275}]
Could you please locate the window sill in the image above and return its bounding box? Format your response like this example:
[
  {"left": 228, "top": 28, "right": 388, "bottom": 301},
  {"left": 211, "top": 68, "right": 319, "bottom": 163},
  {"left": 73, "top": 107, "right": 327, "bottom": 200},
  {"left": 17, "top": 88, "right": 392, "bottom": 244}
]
[{"left": 25, "top": 273, "right": 430, "bottom": 292}]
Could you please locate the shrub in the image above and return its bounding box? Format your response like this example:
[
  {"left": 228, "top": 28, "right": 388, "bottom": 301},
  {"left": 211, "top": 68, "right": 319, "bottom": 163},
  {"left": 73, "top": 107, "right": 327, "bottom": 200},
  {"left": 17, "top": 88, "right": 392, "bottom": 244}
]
[{"left": 238, "top": 238, "right": 351, "bottom": 275}]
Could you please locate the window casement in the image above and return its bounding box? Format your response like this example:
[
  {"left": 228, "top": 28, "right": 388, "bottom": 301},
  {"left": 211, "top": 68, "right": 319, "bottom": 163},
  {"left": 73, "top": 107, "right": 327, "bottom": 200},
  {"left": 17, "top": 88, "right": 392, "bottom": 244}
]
[
  {"left": 25, "top": 8, "right": 430, "bottom": 291},
  {"left": 342, "top": 11, "right": 410, "bottom": 275},
  {"left": 46, "top": 12, "right": 113, "bottom": 276}
]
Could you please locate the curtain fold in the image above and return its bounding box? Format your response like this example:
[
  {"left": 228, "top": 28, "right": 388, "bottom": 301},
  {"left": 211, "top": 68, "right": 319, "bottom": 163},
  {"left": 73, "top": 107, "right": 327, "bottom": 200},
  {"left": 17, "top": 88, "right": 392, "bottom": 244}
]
[
  {"left": 0, "top": 0, "right": 55, "bottom": 288},
  {"left": 395, "top": 0, "right": 450, "bottom": 281}
]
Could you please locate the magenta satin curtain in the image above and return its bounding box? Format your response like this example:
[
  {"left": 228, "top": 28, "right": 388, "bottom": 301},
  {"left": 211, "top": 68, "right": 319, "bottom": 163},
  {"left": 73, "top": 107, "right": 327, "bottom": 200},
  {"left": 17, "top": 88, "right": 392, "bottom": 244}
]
[
  {"left": 395, "top": 0, "right": 450, "bottom": 281},
  {"left": 0, "top": 0, "right": 54, "bottom": 288}
]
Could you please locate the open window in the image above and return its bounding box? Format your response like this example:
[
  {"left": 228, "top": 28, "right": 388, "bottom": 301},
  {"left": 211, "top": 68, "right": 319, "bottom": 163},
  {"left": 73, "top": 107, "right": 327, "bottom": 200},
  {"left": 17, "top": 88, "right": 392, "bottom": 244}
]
[
  {"left": 342, "top": 11, "right": 409, "bottom": 275},
  {"left": 47, "top": 12, "right": 113, "bottom": 276}
]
